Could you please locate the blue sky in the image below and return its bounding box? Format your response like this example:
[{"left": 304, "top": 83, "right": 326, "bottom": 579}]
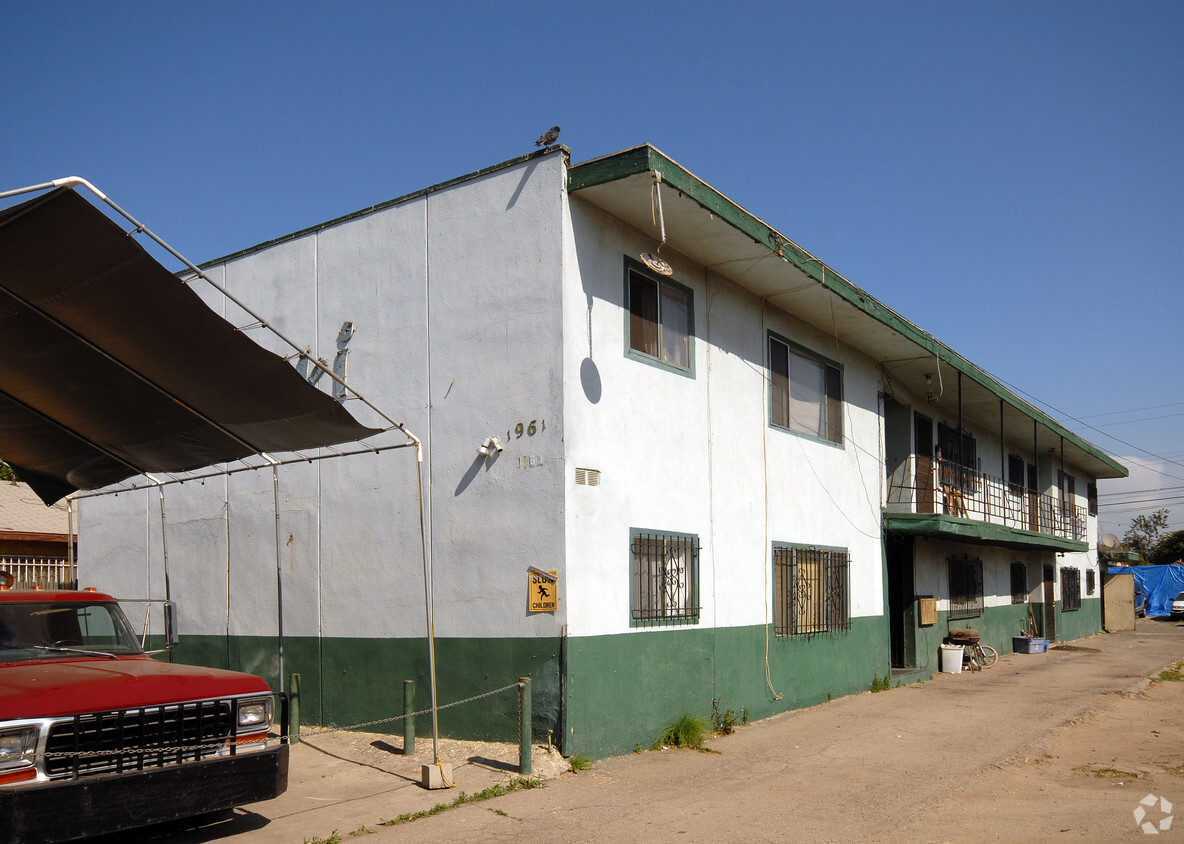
[{"left": 3, "top": 1, "right": 1181, "bottom": 538}]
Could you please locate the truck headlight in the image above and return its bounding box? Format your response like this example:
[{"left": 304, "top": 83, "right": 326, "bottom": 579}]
[
  {"left": 237, "top": 698, "right": 273, "bottom": 730},
  {"left": 0, "top": 728, "right": 37, "bottom": 767}
]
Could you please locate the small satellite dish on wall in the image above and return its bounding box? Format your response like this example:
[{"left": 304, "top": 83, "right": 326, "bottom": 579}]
[{"left": 1100, "top": 533, "right": 1119, "bottom": 551}]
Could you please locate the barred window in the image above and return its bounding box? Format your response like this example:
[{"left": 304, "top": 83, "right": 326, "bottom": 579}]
[
  {"left": 1086, "top": 568, "right": 1096, "bottom": 595},
  {"left": 1062, "top": 567, "right": 1082, "bottom": 611},
  {"left": 948, "top": 555, "right": 983, "bottom": 620},
  {"left": 1011, "top": 562, "right": 1027, "bottom": 604},
  {"left": 631, "top": 531, "right": 699, "bottom": 625},
  {"left": 773, "top": 546, "right": 850, "bottom": 636}
]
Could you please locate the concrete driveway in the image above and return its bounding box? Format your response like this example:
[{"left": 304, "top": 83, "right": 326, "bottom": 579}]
[{"left": 128, "top": 618, "right": 1184, "bottom": 843}]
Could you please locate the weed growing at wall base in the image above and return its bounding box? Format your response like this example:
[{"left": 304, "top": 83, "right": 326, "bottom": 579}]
[{"left": 654, "top": 713, "right": 710, "bottom": 750}]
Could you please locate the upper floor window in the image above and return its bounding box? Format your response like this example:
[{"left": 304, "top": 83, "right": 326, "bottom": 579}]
[
  {"left": 626, "top": 264, "right": 693, "bottom": 374},
  {"left": 768, "top": 334, "right": 843, "bottom": 444}
]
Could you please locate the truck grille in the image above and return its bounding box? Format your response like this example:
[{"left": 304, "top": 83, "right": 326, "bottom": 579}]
[{"left": 45, "top": 700, "right": 234, "bottom": 779}]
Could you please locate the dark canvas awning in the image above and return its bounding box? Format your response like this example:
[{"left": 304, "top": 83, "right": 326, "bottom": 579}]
[{"left": 0, "top": 187, "right": 381, "bottom": 505}]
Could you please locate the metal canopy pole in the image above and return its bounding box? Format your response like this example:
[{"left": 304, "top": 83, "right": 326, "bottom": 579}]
[{"left": 270, "top": 459, "right": 284, "bottom": 690}]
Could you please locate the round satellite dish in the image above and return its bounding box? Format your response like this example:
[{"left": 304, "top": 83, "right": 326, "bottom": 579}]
[
  {"left": 1100, "top": 533, "right": 1119, "bottom": 550},
  {"left": 640, "top": 252, "right": 673, "bottom": 276}
]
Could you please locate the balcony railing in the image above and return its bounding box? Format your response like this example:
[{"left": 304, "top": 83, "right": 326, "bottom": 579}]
[
  {"left": 886, "top": 456, "right": 1086, "bottom": 543},
  {"left": 0, "top": 555, "right": 78, "bottom": 589}
]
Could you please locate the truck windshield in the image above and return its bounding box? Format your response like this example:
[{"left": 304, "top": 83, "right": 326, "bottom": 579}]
[{"left": 0, "top": 601, "right": 144, "bottom": 661}]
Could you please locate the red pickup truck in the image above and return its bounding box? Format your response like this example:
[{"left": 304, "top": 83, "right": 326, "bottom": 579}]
[{"left": 0, "top": 574, "right": 288, "bottom": 842}]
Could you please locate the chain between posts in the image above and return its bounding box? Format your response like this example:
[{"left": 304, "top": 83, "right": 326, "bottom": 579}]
[{"left": 42, "top": 681, "right": 523, "bottom": 759}]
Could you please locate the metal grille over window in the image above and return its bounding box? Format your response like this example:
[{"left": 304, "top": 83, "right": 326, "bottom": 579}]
[
  {"left": 1010, "top": 562, "right": 1027, "bottom": 604},
  {"left": 773, "top": 547, "right": 850, "bottom": 636},
  {"left": 631, "top": 533, "right": 699, "bottom": 625},
  {"left": 948, "top": 555, "right": 984, "bottom": 620},
  {"left": 1062, "top": 567, "right": 1082, "bottom": 611}
]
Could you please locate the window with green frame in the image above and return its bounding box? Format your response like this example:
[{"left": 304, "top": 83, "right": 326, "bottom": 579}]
[
  {"left": 768, "top": 334, "right": 843, "bottom": 444},
  {"left": 772, "top": 545, "right": 850, "bottom": 636},
  {"left": 630, "top": 530, "right": 699, "bottom": 626},
  {"left": 625, "top": 263, "right": 693, "bottom": 373}
]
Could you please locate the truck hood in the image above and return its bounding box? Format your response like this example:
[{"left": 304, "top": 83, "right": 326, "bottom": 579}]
[{"left": 0, "top": 657, "right": 272, "bottom": 719}]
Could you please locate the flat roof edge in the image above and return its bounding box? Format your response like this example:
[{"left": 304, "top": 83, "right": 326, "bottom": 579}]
[
  {"left": 568, "top": 146, "right": 1127, "bottom": 479},
  {"left": 198, "top": 145, "right": 571, "bottom": 269}
]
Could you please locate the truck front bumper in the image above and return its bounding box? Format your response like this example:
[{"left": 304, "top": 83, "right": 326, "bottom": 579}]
[{"left": 0, "top": 744, "right": 288, "bottom": 843}]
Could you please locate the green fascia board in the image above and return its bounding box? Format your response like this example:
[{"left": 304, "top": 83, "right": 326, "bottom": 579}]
[
  {"left": 883, "top": 511, "right": 1088, "bottom": 553},
  {"left": 193, "top": 145, "right": 571, "bottom": 269},
  {"left": 568, "top": 145, "right": 1126, "bottom": 479}
]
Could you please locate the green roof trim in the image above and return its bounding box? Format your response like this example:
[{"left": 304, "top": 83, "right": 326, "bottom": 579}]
[
  {"left": 568, "top": 145, "right": 1126, "bottom": 478},
  {"left": 883, "top": 512, "right": 1089, "bottom": 553}
]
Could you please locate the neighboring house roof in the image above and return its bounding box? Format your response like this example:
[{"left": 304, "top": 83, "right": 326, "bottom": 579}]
[{"left": 0, "top": 481, "right": 72, "bottom": 540}]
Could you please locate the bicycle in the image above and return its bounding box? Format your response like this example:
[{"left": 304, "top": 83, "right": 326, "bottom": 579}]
[{"left": 948, "top": 628, "right": 997, "bottom": 671}]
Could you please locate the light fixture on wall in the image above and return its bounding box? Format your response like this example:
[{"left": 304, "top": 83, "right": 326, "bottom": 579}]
[
  {"left": 925, "top": 374, "right": 939, "bottom": 403},
  {"left": 476, "top": 437, "right": 503, "bottom": 458},
  {"left": 640, "top": 171, "right": 674, "bottom": 276}
]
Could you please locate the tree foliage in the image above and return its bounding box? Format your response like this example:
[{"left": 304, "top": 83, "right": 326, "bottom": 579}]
[
  {"left": 1150, "top": 529, "right": 1184, "bottom": 565},
  {"left": 1123, "top": 508, "right": 1171, "bottom": 561},
  {"left": 0, "top": 463, "right": 18, "bottom": 483}
]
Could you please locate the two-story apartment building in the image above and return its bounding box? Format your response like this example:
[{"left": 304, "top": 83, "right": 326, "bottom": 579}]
[{"left": 78, "top": 144, "right": 1126, "bottom": 759}]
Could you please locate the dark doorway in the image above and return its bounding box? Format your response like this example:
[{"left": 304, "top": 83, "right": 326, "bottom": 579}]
[
  {"left": 915, "top": 414, "right": 934, "bottom": 515},
  {"left": 886, "top": 536, "right": 915, "bottom": 669},
  {"left": 1042, "top": 564, "right": 1056, "bottom": 642}
]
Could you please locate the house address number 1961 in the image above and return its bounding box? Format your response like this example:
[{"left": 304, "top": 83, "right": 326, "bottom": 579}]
[{"left": 507, "top": 419, "right": 546, "bottom": 440}]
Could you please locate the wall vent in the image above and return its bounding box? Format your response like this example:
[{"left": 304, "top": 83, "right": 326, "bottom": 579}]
[{"left": 575, "top": 468, "right": 601, "bottom": 487}]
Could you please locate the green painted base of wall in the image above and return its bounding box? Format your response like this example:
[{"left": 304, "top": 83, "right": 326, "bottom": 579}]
[
  {"left": 172, "top": 619, "right": 895, "bottom": 761},
  {"left": 565, "top": 617, "right": 889, "bottom": 759},
  {"left": 905, "top": 598, "right": 1103, "bottom": 675},
  {"left": 171, "top": 634, "right": 561, "bottom": 745},
  {"left": 157, "top": 599, "right": 1103, "bottom": 763}
]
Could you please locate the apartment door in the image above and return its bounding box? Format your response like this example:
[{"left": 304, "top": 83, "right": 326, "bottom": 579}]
[
  {"left": 1042, "top": 564, "right": 1057, "bottom": 642},
  {"left": 915, "top": 414, "right": 934, "bottom": 514},
  {"left": 886, "top": 537, "right": 915, "bottom": 669}
]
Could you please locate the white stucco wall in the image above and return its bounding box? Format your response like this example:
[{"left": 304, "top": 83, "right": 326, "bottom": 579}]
[{"left": 561, "top": 197, "right": 886, "bottom": 638}]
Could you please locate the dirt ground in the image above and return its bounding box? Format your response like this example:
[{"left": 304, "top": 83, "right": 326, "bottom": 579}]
[{"left": 126, "top": 618, "right": 1184, "bottom": 843}]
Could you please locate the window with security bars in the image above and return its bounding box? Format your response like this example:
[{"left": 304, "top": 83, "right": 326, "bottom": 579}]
[
  {"left": 948, "top": 555, "right": 983, "bottom": 619},
  {"left": 1086, "top": 568, "right": 1096, "bottom": 596},
  {"left": 1011, "top": 562, "right": 1027, "bottom": 604},
  {"left": 1062, "top": 567, "right": 1081, "bottom": 611},
  {"left": 773, "top": 546, "right": 850, "bottom": 636},
  {"left": 631, "top": 531, "right": 699, "bottom": 625}
]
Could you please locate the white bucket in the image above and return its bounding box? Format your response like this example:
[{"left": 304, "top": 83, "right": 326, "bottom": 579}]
[{"left": 939, "top": 643, "right": 963, "bottom": 674}]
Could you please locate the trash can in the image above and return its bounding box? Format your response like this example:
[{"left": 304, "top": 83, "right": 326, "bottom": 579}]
[{"left": 939, "top": 643, "right": 963, "bottom": 674}]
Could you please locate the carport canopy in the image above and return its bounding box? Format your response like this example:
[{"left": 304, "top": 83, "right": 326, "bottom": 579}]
[{"left": 0, "top": 186, "right": 381, "bottom": 506}]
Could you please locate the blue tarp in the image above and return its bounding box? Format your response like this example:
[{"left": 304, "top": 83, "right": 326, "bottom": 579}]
[{"left": 1109, "top": 564, "right": 1184, "bottom": 617}]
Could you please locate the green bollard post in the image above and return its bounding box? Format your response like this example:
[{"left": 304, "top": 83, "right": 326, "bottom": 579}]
[
  {"left": 403, "top": 679, "right": 415, "bottom": 754},
  {"left": 289, "top": 673, "right": 300, "bottom": 745},
  {"left": 519, "top": 677, "right": 532, "bottom": 776}
]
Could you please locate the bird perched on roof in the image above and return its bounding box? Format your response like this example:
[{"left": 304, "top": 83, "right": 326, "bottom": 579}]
[{"left": 535, "top": 126, "right": 561, "bottom": 147}]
